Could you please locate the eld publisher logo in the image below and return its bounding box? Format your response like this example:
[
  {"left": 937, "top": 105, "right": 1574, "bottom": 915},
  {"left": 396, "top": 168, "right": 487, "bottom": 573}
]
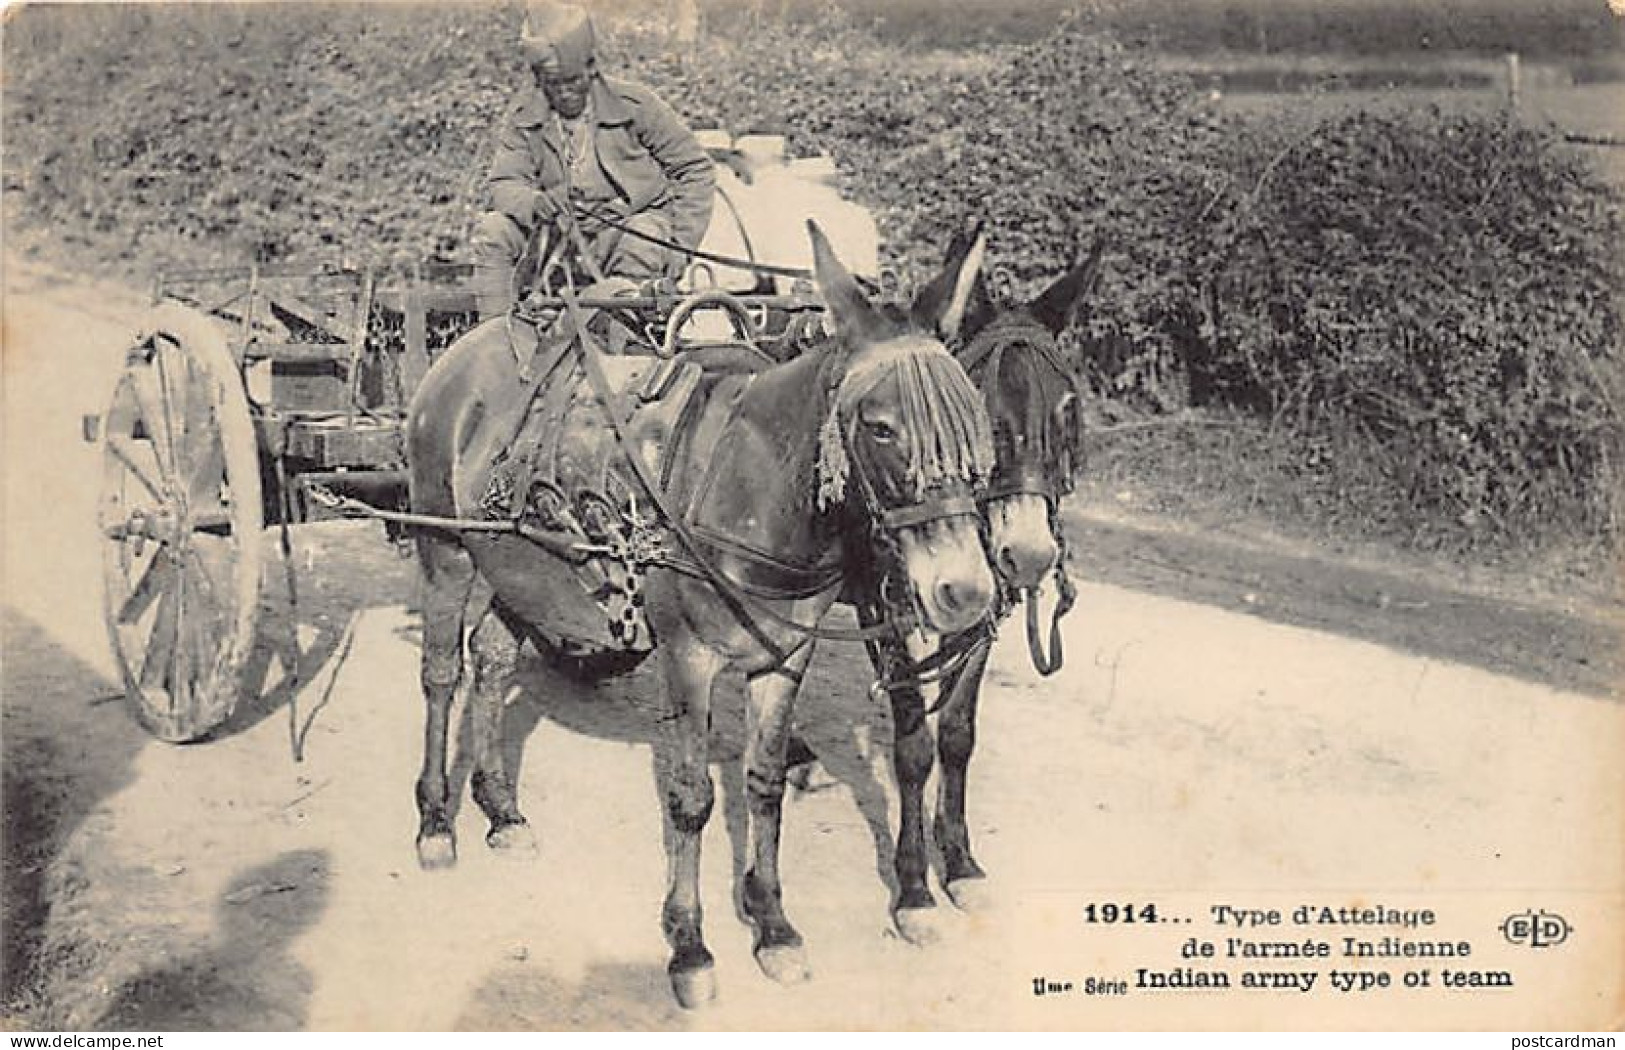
[{"left": 1500, "top": 910, "right": 1572, "bottom": 948}]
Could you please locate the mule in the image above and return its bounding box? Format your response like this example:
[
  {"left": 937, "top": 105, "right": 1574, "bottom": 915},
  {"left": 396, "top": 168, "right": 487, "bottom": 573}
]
[
  {"left": 852, "top": 234, "right": 1103, "bottom": 942},
  {"left": 403, "top": 221, "right": 998, "bottom": 1007}
]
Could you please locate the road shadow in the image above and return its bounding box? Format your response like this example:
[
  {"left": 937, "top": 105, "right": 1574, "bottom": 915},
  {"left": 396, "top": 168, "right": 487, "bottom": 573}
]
[
  {"left": 791, "top": 634, "right": 902, "bottom": 904},
  {"left": 1068, "top": 513, "right": 1624, "bottom": 698},
  {"left": 455, "top": 959, "right": 685, "bottom": 1031},
  {"left": 0, "top": 606, "right": 147, "bottom": 1019},
  {"left": 487, "top": 620, "right": 902, "bottom": 913},
  {"left": 218, "top": 521, "right": 417, "bottom": 745},
  {"left": 94, "top": 849, "right": 330, "bottom": 1031}
]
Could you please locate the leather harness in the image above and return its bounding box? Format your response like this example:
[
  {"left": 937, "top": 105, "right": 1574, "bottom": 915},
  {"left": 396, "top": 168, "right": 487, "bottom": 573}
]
[{"left": 552, "top": 277, "right": 986, "bottom": 670}]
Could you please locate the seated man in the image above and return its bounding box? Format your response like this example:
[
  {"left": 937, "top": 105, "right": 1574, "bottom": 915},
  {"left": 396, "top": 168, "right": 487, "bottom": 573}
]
[{"left": 471, "top": 2, "right": 717, "bottom": 319}]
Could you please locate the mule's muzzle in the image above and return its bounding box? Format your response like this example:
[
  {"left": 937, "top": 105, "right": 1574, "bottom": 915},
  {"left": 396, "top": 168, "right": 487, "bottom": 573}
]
[
  {"left": 997, "top": 534, "right": 1060, "bottom": 592},
  {"left": 987, "top": 493, "right": 1060, "bottom": 592},
  {"left": 931, "top": 572, "right": 994, "bottom": 635},
  {"left": 891, "top": 508, "right": 996, "bottom": 636}
]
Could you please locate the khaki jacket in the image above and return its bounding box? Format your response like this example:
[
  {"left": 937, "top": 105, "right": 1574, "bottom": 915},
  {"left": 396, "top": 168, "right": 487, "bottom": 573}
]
[{"left": 486, "top": 76, "right": 715, "bottom": 253}]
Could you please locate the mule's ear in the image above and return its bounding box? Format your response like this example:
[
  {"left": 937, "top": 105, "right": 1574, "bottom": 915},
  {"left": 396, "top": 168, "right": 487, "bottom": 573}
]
[
  {"left": 809, "top": 219, "right": 884, "bottom": 344},
  {"left": 961, "top": 270, "right": 997, "bottom": 343},
  {"left": 1029, "top": 241, "right": 1104, "bottom": 335},
  {"left": 911, "top": 222, "right": 987, "bottom": 342}
]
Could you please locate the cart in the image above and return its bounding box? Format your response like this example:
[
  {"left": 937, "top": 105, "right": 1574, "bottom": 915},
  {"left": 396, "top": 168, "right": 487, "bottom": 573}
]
[
  {"left": 90, "top": 259, "right": 848, "bottom": 740},
  {"left": 87, "top": 135, "right": 883, "bottom": 741}
]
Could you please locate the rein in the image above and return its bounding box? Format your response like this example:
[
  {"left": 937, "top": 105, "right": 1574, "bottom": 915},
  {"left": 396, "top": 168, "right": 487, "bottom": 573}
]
[
  {"left": 576, "top": 203, "right": 817, "bottom": 282},
  {"left": 864, "top": 609, "right": 1000, "bottom": 713},
  {"left": 1022, "top": 546, "right": 1076, "bottom": 678},
  {"left": 574, "top": 204, "right": 890, "bottom": 297}
]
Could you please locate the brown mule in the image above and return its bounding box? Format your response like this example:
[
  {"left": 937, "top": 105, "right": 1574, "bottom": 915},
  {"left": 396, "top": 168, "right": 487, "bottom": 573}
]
[
  {"left": 403, "top": 221, "right": 996, "bottom": 1007},
  {"left": 854, "top": 234, "right": 1104, "bottom": 944}
]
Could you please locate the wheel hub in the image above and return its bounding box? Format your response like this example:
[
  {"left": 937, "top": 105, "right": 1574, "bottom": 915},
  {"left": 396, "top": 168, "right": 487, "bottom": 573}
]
[{"left": 111, "top": 498, "right": 189, "bottom": 551}]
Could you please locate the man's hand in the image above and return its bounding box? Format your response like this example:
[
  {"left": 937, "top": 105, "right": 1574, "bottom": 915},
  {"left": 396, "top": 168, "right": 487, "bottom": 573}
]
[
  {"left": 574, "top": 200, "right": 628, "bottom": 235},
  {"left": 532, "top": 186, "right": 569, "bottom": 223}
]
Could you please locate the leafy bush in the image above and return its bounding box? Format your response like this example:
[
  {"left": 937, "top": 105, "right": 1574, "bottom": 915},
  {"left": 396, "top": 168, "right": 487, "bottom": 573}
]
[
  {"left": 1183, "top": 109, "right": 1625, "bottom": 545},
  {"left": 2, "top": 3, "right": 520, "bottom": 268}
]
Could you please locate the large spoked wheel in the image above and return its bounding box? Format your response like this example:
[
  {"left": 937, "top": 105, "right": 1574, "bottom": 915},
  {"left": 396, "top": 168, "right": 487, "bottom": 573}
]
[{"left": 98, "top": 303, "right": 263, "bottom": 742}]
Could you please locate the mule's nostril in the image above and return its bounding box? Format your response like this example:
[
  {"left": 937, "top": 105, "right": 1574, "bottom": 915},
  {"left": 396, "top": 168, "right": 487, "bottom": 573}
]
[
  {"left": 999, "top": 541, "right": 1060, "bottom": 590},
  {"left": 934, "top": 575, "right": 993, "bottom": 629},
  {"left": 936, "top": 579, "right": 969, "bottom": 615}
]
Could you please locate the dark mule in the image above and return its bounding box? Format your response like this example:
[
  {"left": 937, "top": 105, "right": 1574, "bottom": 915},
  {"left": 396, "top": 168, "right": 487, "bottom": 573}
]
[
  {"left": 403, "top": 222, "right": 997, "bottom": 1006},
  {"left": 854, "top": 234, "right": 1103, "bottom": 942}
]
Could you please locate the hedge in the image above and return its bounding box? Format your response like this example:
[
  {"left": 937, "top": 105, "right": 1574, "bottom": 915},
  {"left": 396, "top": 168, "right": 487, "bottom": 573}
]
[{"left": 4, "top": 3, "right": 1621, "bottom": 549}]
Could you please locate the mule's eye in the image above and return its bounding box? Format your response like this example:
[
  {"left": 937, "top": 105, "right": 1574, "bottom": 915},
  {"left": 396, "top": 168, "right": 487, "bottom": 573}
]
[{"left": 866, "top": 418, "right": 898, "bottom": 443}]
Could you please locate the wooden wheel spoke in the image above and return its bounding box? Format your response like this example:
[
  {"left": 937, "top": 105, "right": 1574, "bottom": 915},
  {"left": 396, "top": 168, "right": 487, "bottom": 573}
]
[
  {"left": 177, "top": 585, "right": 213, "bottom": 712},
  {"left": 103, "top": 305, "right": 264, "bottom": 741},
  {"left": 117, "top": 548, "right": 176, "bottom": 625},
  {"left": 106, "top": 434, "right": 164, "bottom": 503},
  {"left": 174, "top": 344, "right": 217, "bottom": 487},
  {"left": 131, "top": 361, "right": 179, "bottom": 483},
  {"left": 140, "top": 583, "right": 181, "bottom": 691},
  {"left": 169, "top": 586, "right": 196, "bottom": 716},
  {"left": 182, "top": 547, "right": 228, "bottom": 644},
  {"left": 155, "top": 338, "right": 195, "bottom": 480},
  {"left": 186, "top": 430, "right": 227, "bottom": 508}
]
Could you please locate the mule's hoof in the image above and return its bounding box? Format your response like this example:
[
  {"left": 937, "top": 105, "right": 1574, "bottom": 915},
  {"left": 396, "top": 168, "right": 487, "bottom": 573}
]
[
  {"left": 893, "top": 905, "right": 947, "bottom": 946},
  {"left": 416, "top": 833, "right": 457, "bottom": 871},
  {"left": 669, "top": 964, "right": 717, "bottom": 1010},
  {"left": 755, "top": 943, "right": 810, "bottom": 985},
  {"left": 945, "top": 876, "right": 992, "bottom": 912},
  {"left": 486, "top": 820, "right": 538, "bottom": 855}
]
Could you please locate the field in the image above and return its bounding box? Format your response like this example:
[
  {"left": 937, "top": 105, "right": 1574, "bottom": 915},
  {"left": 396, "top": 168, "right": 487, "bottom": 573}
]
[
  {"left": 718, "top": 0, "right": 1625, "bottom": 156},
  {"left": 1207, "top": 71, "right": 1625, "bottom": 183},
  {"left": 697, "top": 0, "right": 1625, "bottom": 55}
]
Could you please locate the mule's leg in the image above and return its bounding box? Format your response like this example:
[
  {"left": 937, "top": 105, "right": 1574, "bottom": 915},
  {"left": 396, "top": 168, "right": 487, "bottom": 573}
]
[
  {"left": 655, "top": 635, "right": 723, "bottom": 1009},
  {"left": 739, "top": 651, "right": 815, "bottom": 985},
  {"left": 467, "top": 603, "right": 536, "bottom": 855},
  {"left": 416, "top": 533, "right": 476, "bottom": 870},
  {"left": 887, "top": 681, "right": 942, "bottom": 944},
  {"left": 934, "top": 640, "right": 993, "bottom": 910}
]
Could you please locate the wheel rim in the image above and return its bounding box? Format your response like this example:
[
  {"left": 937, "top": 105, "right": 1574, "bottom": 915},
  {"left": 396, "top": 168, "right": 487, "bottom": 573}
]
[{"left": 99, "top": 307, "right": 262, "bottom": 741}]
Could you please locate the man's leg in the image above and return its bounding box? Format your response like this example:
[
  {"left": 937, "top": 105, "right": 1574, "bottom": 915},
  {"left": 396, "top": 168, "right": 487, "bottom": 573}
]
[
  {"left": 600, "top": 210, "right": 677, "bottom": 284},
  {"left": 470, "top": 211, "right": 530, "bottom": 320}
]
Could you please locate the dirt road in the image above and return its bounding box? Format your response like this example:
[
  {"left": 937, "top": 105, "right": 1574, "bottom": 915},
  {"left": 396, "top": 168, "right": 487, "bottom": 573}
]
[{"left": 3, "top": 269, "right": 1621, "bottom": 1030}]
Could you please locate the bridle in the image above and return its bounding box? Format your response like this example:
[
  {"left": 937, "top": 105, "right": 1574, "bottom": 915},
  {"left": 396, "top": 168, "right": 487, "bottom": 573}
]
[
  {"left": 866, "top": 314, "right": 1082, "bottom": 701},
  {"left": 963, "top": 315, "right": 1080, "bottom": 677},
  {"left": 959, "top": 315, "right": 1080, "bottom": 502}
]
